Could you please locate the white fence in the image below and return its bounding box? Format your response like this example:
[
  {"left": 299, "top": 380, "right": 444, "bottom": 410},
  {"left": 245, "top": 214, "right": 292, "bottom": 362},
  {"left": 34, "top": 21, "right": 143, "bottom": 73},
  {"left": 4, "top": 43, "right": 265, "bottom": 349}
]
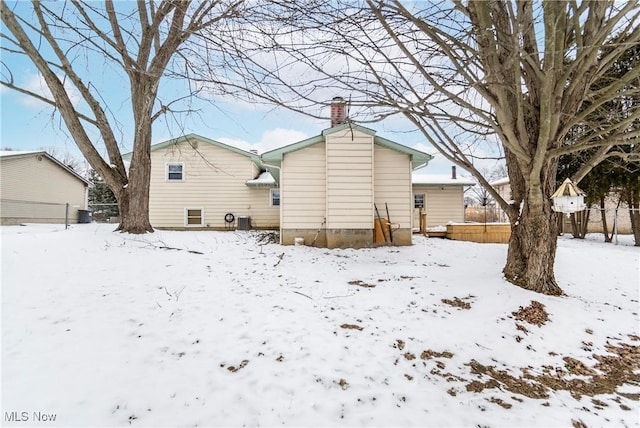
[{"left": 559, "top": 207, "right": 636, "bottom": 235}]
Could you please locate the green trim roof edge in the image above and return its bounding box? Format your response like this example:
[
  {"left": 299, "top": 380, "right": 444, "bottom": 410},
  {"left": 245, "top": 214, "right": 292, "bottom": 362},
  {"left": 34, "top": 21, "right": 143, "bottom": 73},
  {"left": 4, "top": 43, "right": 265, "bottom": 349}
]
[
  {"left": 123, "top": 133, "right": 263, "bottom": 167},
  {"left": 261, "top": 134, "right": 324, "bottom": 163},
  {"left": 262, "top": 123, "right": 432, "bottom": 168}
]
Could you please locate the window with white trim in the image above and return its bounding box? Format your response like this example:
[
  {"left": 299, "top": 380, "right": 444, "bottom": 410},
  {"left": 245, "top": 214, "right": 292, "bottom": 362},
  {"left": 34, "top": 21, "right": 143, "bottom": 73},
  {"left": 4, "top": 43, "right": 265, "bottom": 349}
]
[
  {"left": 185, "top": 208, "right": 203, "bottom": 226},
  {"left": 166, "top": 162, "right": 184, "bottom": 181},
  {"left": 414, "top": 193, "right": 425, "bottom": 208},
  {"left": 270, "top": 189, "right": 280, "bottom": 207}
]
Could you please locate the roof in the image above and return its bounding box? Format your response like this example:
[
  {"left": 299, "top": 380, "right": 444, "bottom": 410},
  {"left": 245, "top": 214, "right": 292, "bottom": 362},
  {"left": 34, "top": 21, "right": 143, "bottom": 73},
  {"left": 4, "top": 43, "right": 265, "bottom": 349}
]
[
  {"left": 0, "top": 150, "right": 43, "bottom": 158},
  {"left": 552, "top": 178, "right": 585, "bottom": 198},
  {"left": 246, "top": 171, "right": 276, "bottom": 188},
  {"left": 123, "top": 133, "right": 264, "bottom": 168},
  {"left": 412, "top": 174, "right": 476, "bottom": 186},
  {"left": 262, "top": 123, "right": 433, "bottom": 183},
  {"left": 489, "top": 177, "right": 510, "bottom": 186},
  {"left": 0, "top": 150, "right": 90, "bottom": 185}
]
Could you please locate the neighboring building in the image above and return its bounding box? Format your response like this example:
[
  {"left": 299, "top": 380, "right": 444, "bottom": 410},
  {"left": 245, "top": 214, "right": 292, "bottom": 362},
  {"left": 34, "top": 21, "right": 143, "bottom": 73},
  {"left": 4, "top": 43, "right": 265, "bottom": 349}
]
[
  {"left": 0, "top": 151, "right": 89, "bottom": 225},
  {"left": 261, "top": 123, "right": 433, "bottom": 248},
  {"left": 490, "top": 177, "right": 511, "bottom": 204},
  {"left": 489, "top": 177, "right": 511, "bottom": 222},
  {"left": 489, "top": 177, "right": 632, "bottom": 233},
  {"left": 137, "top": 134, "right": 279, "bottom": 230},
  {"left": 412, "top": 168, "right": 476, "bottom": 230}
]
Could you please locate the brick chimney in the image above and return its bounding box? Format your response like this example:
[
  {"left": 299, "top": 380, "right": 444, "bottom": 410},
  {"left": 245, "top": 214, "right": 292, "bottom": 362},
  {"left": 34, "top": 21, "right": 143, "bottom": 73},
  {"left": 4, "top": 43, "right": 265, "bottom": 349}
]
[
  {"left": 330, "top": 96, "right": 347, "bottom": 127},
  {"left": 451, "top": 165, "right": 457, "bottom": 179}
]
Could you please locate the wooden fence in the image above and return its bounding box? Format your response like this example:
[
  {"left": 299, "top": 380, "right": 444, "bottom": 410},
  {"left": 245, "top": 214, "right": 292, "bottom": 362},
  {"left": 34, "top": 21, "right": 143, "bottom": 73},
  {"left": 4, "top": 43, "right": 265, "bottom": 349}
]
[{"left": 445, "top": 223, "right": 511, "bottom": 244}]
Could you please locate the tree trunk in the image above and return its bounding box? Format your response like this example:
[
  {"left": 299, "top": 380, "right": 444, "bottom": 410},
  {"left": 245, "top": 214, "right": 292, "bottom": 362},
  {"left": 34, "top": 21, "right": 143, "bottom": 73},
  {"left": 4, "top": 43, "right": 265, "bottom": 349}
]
[
  {"left": 629, "top": 202, "right": 640, "bottom": 247},
  {"left": 503, "top": 177, "right": 563, "bottom": 296},
  {"left": 570, "top": 213, "right": 580, "bottom": 238},
  {"left": 621, "top": 185, "right": 640, "bottom": 247},
  {"left": 112, "top": 77, "right": 156, "bottom": 234},
  {"left": 556, "top": 212, "right": 564, "bottom": 235},
  {"left": 114, "top": 186, "right": 153, "bottom": 234},
  {"left": 570, "top": 209, "right": 590, "bottom": 239},
  {"left": 112, "top": 121, "right": 153, "bottom": 233},
  {"left": 114, "top": 153, "right": 153, "bottom": 234},
  {"left": 600, "top": 196, "right": 612, "bottom": 243}
]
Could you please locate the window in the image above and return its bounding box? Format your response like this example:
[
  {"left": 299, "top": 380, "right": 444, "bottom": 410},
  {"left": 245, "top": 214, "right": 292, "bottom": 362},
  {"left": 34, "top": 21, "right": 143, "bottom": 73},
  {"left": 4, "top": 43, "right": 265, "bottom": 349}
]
[
  {"left": 185, "top": 208, "right": 203, "bottom": 226},
  {"left": 270, "top": 189, "right": 280, "bottom": 207},
  {"left": 414, "top": 193, "right": 425, "bottom": 209},
  {"left": 166, "top": 163, "right": 184, "bottom": 181}
]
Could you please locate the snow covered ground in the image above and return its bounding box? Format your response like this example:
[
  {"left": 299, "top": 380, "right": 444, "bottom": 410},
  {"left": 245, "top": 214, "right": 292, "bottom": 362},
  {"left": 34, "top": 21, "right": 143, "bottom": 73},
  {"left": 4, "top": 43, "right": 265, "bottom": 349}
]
[{"left": 1, "top": 224, "right": 638, "bottom": 427}]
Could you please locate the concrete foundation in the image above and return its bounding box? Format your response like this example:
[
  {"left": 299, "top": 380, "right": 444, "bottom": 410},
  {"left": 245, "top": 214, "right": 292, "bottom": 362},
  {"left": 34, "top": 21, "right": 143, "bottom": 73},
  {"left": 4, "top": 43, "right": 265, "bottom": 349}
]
[
  {"left": 383, "top": 228, "right": 412, "bottom": 246},
  {"left": 281, "top": 229, "right": 327, "bottom": 247},
  {"left": 281, "top": 228, "right": 413, "bottom": 248},
  {"left": 326, "top": 229, "right": 373, "bottom": 249}
]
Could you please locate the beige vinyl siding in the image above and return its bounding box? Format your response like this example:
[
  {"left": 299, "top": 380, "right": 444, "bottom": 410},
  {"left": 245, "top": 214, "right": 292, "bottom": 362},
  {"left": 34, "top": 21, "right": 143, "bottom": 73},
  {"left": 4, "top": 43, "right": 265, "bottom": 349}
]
[
  {"left": 281, "top": 142, "right": 326, "bottom": 229},
  {"left": 374, "top": 145, "right": 412, "bottom": 228},
  {"left": 1, "top": 155, "right": 87, "bottom": 224},
  {"left": 495, "top": 183, "right": 511, "bottom": 201},
  {"left": 326, "top": 130, "right": 373, "bottom": 229},
  {"left": 149, "top": 139, "right": 278, "bottom": 228},
  {"left": 493, "top": 183, "right": 511, "bottom": 223},
  {"left": 413, "top": 185, "right": 466, "bottom": 227}
]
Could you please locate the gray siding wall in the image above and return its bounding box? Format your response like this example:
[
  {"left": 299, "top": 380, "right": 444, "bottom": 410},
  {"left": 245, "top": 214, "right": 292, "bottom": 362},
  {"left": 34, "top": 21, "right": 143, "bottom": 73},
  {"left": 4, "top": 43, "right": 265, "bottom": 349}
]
[{"left": 1, "top": 155, "right": 87, "bottom": 225}]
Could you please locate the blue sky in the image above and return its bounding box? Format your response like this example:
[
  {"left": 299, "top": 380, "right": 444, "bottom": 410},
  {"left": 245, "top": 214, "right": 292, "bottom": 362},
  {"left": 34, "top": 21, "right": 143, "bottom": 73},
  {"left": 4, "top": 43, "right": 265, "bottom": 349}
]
[
  {"left": 0, "top": 76, "right": 462, "bottom": 175},
  {"left": 0, "top": 0, "right": 471, "bottom": 177}
]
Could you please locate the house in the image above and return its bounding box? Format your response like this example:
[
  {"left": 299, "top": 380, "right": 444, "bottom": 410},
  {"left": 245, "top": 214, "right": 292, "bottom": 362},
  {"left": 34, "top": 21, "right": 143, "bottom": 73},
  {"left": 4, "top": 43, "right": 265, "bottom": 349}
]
[
  {"left": 139, "top": 135, "right": 279, "bottom": 230},
  {"left": 261, "top": 123, "right": 433, "bottom": 248},
  {"left": 140, "top": 97, "right": 514, "bottom": 247},
  {"left": 0, "top": 150, "right": 89, "bottom": 225},
  {"left": 412, "top": 167, "right": 476, "bottom": 231},
  {"left": 489, "top": 177, "right": 511, "bottom": 222},
  {"left": 489, "top": 177, "right": 633, "bottom": 233}
]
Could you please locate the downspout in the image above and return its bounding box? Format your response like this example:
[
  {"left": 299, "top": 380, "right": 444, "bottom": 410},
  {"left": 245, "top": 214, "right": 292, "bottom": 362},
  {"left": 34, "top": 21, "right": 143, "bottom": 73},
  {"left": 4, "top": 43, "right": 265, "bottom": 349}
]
[{"left": 261, "top": 161, "right": 283, "bottom": 244}]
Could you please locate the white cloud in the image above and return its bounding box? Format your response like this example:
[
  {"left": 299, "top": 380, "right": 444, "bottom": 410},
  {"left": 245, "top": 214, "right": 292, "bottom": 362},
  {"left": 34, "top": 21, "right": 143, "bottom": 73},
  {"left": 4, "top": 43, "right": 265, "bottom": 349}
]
[
  {"left": 19, "top": 72, "right": 81, "bottom": 109},
  {"left": 217, "top": 127, "right": 310, "bottom": 154},
  {"left": 215, "top": 136, "right": 254, "bottom": 153},
  {"left": 410, "top": 139, "right": 506, "bottom": 179},
  {"left": 255, "top": 128, "right": 309, "bottom": 153}
]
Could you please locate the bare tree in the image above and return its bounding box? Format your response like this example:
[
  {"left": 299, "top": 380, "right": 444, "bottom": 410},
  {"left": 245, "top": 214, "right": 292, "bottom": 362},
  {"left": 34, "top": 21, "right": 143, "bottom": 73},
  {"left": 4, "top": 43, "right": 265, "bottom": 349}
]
[
  {"left": 206, "top": 0, "right": 639, "bottom": 294},
  {"left": 1, "top": 0, "right": 242, "bottom": 233}
]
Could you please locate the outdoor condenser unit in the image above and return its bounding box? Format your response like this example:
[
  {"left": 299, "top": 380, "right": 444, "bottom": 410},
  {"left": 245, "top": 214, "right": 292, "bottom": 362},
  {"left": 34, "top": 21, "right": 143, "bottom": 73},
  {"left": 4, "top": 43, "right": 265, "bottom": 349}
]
[{"left": 237, "top": 216, "right": 251, "bottom": 231}]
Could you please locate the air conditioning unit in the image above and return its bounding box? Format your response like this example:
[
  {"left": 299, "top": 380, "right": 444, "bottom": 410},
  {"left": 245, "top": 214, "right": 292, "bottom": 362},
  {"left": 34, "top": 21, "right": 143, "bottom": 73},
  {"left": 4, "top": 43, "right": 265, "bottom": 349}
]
[{"left": 237, "top": 216, "right": 251, "bottom": 231}]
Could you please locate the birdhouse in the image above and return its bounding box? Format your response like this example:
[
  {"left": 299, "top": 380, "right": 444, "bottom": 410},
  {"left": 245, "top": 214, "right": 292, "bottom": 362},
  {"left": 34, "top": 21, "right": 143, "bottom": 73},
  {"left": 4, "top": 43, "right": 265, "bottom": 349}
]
[{"left": 551, "top": 178, "right": 586, "bottom": 214}]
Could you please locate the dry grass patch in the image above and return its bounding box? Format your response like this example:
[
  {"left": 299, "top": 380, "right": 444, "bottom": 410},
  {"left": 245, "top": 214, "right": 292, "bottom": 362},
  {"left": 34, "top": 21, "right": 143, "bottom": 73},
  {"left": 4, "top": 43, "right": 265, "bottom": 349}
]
[
  {"left": 441, "top": 297, "right": 472, "bottom": 310},
  {"left": 340, "top": 323, "right": 363, "bottom": 331},
  {"left": 348, "top": 280, "right": 376, "bottom": 288},
  {"left": 463, "top": 341, "right": 640, "bottom": 401},
  {"left": 512, "top": 300, "right": 548, "bottom": 326},
  {"left": 421, "top": 349, "right": 454, "bottom": 360}
]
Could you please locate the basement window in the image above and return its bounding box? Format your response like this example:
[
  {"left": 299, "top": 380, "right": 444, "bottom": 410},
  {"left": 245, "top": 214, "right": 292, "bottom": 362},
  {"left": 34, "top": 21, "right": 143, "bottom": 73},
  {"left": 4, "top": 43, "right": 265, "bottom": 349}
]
[
  {"left": 270, "top": 189, "right": 280, "bottom": 207},
  {"left": 414, "top": 194, "right": 425, "bottom": 209},
  {"left": 185, "top": 208, "right": 203, "bottom": 226},
  {"left": 166, "top": 163, "right": 184, "bottom": 181}
]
